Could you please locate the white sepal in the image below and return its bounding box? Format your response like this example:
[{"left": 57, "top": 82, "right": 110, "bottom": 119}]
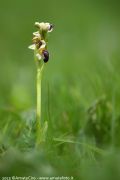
[
  {"left": 28, "top": 44, "right": 36, "bottom": 50},
  {"left": 33, "top": 31, "right": 40, "bottom": 37},
  {"left": 40, "top": 40, "right": 46, "bottom": 49},
  {"left": 36, "top": 53, "right": 42, "bottom": 60}
]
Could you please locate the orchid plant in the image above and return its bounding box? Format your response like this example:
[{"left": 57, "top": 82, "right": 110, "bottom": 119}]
[{"left": 29, "top": 22, "right": 53, "bottom": 145}]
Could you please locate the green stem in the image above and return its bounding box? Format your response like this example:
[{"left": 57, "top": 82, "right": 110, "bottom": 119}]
[
  {"left": 36, "top": 61, "right": 44, "bottom": 146},
  {"left": 36, "top": 64, "right": 41, "bottom": 127}
]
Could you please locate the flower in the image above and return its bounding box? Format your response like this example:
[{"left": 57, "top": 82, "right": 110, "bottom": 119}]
[
  {"left": 35, "top": 22, "right": 54, "bottom": 33},
  {"left": 28, "top": 31, "right": 46, "bottom": 60}
]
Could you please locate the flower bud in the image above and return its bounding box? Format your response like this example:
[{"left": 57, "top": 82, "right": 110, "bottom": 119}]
[{"left": 35, "top": 22, "right": 40, "bottom": 28}]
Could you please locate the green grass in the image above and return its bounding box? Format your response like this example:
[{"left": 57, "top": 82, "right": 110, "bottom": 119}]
[{"left": 0, "top": 0, "right": 120, "bottom": 179}]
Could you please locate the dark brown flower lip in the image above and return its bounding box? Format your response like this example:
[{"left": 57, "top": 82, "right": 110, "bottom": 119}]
[
  {"left": 42, "top": 50, "right": 49, "bottom": 63},
  {"left": 36, "top": 41, "right": 43, "bottom": 49}
]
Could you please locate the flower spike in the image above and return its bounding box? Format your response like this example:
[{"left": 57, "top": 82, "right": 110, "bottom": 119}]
[{"left": 29, "top": 21, "right": 53, "bottom": 63}]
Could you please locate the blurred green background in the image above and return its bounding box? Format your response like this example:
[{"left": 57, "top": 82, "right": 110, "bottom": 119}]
[{"left": 0, "top": 0, "right": 120, "bottom": 178}]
